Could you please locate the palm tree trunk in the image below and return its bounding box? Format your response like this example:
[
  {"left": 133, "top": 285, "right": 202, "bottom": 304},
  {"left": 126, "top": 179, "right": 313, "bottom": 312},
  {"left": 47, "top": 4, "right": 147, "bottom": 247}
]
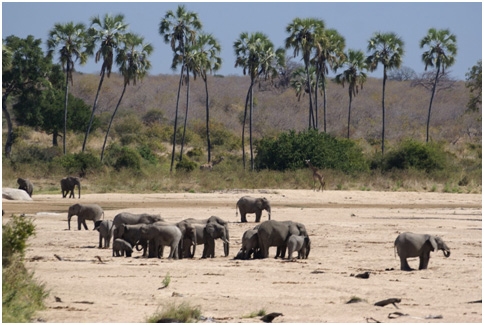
[
  {"left": 2, "top": 92, "right": 13, "bottom": 158},
  {"left": 381, "top": 67, "right": 387, "bottom": 155},
  {"left": 82, "top": 69, "right": 105, "bottom": 152},
  {"left": 314, "top": 68, "right": 319, "bottom": 131},
  {"left": 305, "top": 65, "right": 315, "bottom": 129},
  {"left": 241, "top": 84, "right": 251, "bottom": 170},
  {"left": 179, "top": 68, "right": 190, "bottom": 161},
  {"left": 203, "top": 74, "right": 211, "bottom": 163},
  {"left": 101, "top": 83, "right": 127, "bottom": 162},
  {"left": 426, "top": 66, "right": 440, "bottom": 143},
  {"left": 322, "top": 75, "right": 327, "bottom": 133},
  {"left": 249, "top": 79, "right": 254, "bottom": 171},
  {"left": 170, "top": 65, "right": 185, "bottom": 172},
  {"left": 347, "top": 90, "right": 353, "bottom": 139},
  {"left": 52, "top": 129, "right": 59, "bottom": 146},
  {"left": 63, "top": 63, "right": 70, "bottom": 155}
]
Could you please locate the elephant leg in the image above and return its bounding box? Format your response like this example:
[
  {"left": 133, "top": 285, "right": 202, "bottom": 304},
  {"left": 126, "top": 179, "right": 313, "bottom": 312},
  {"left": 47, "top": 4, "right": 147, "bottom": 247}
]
[
  {"left": 82, "top": 220, "right": 89, "bottom": 230},
  {"left": 148, "top": 240, "right": 157, "bottom": 258},
  {"left": 241, "top": 213, "right": 247, "bottom": 223},
  {"left": 99, "top": 235, "right": 103, "bottom": 249},
  {"left": 400, "top": 257, "right": 412, "bottom": 271},
  {"left": 419, "top": 252, "right": 430, "bottom": 270},
  {"left": 255, "top": 212, "right": 262, "bottom": 223}
]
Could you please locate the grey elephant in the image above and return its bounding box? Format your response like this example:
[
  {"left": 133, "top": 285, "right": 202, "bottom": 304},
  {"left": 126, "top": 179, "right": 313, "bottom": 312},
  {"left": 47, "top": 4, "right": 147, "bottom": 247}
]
[
  {"left": 113, "top": 238, "right": 133, "bottom": 257},
  {"left": 94, "top": 220, "right": 114, "bottom": 248},
  {"left": 111, "top": 212, "right": 164, "bottom": 238},
  {"left": 67, "top": 203, "right": 104, "bottom": 230},
  {"left": 257, "top": 220, "right": 308, "bottom": 259},
  {"left": 202, "top": 222, "right": 230, "bottom": 258},
  {"left": 235, "top": 227, "right": 260, "bottom": 260},
  {"left": 394, "top": 232, "right": 451, "bottom": 271},
  {"left": 117, "top": 224, "right": 147, "bottom": 256},
  {"left": 61, "top": 176, "right": 81, "bottom": 198},
  {"left": 175, "top": 219, "right": 198, "bottom": 258},
  {"left": 287, "top": 234, "right": 311, "bottom": 260},
  {"left": 17, "top": 178, "right": 33, "bottom": 197},
  {"left": 236, "top": 196, "right": 271, "bottom": 223},
  {"left": 183, "top": 216, "right": 230, "bottom": 257},
  {"left": 139, "top": 224, "right": 182, "bottom": 259}
]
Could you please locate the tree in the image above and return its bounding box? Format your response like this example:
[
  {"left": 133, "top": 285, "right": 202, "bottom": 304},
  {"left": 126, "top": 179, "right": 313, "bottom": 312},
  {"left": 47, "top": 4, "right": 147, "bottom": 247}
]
[
  {"left": 420, "top": 28, "right": 457, "bottom": 143},
  {"left": 100, "top": 33, "right": 153, "bottom": 162},
  {"left": 290, "top": 66, "right": 319, "bottom": 102},
  {"left": 234, "top": 31, "right": 285, "bottom": 170},
  {"left": 285, "top": 18, "right": 325, "bottom": 130},
  {"left": 2, "top": 35, "right": 51, "bottom": 157},
  {"left": 334, "top": 49, "right": 367, "bottom": 139},
  {"left": 189, "top": 32, "right": 222, "bottom": 163},
  {"left": 82, "top": 13, "right": 128, "bottom": 152},
  {"left": 465, "top": 60, "right": 482, "bottom": 112},
  {"left": 366, "top": 32, "right": 404, "bottom": 154},
  {"left": 313, "top": 28, "right": 346, "bottom": 132},
  {"left": 47, "top": 22, "right": 89, "bottom": 154},
  {"left": 159, "top": 5, "right": 202, "bottom": 172}
]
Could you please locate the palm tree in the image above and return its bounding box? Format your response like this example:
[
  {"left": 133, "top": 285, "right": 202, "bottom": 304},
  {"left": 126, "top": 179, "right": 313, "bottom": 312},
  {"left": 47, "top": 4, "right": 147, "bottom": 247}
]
[
  {"left": 234, "top": 31, "right": 285, "bottom": 170},
  {"left": 82, "top": 13, "right": 128, "bottom": 152},
  {"left": 46, "top": 22, "right": 89, "bottom": 154},
  {"left": 366, "top": 32, "right": 404, "bottom": 154},
  {"left": 334, "top": 49, "right": 367, "bottom": 139},
  {"left": 313, "top": 28, "right": 346, "bottom": 132},
  {"left": 420, "top": 28, "right": 457, "bottom": 143},
  {"left": 159, "top": 5, "right": 202, "bottom": 172},
  {"left": 100, "top": 33, "right": 153, "bottom": 162},
  {"left": 290, "top": 66, "right": 319, "bottom": 102},
  {"left": 285, "top": 18, "right": 325, "bottom": 130},
  {"left": 189, "top": 32, "right": 222, "bottom": 163}
]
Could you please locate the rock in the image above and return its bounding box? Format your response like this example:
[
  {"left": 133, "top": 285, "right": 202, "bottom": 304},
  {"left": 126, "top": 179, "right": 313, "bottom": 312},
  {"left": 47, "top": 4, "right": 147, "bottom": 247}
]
[{"left": 2, "top": 188, "right": 33, "bottom": 201}]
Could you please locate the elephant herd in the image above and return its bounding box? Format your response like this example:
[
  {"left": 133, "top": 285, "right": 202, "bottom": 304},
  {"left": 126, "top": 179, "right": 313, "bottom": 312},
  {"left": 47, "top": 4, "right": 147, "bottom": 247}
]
[
  {"left": 16, "top": 176, "right": 81, "bottom": 199},
  {"left": 66, "top": 195, "right": 451, "bottom": 270}
]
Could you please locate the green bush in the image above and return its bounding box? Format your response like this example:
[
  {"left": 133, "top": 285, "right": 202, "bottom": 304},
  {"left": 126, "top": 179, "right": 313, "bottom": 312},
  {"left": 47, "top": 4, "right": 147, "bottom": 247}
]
[
  {"left": 12, "top": 145, "right": 62, "bottom": 164},
  {"left": 175, "top": 156, "right": 197, "bottom": 172},
  {"left": 381, "top": 140, "right": 448, "bottom": 173},
  {"left": 137, "top": 145, "right": 158, "bottom": 165},
  {"left": 53, "top": 151, "right": 102, "bottom": 176},
  {"left": 255, "top": 129, "right": 369, "bottom": 173},
  {"left": 146, "top": 302, "right": 201, "bottom": 323},
  {"left": 2, "top": 215, "right": 36, "bottom": 266},
  {"left": 103, "top": 144, "right": 142, "bottom": 171}
]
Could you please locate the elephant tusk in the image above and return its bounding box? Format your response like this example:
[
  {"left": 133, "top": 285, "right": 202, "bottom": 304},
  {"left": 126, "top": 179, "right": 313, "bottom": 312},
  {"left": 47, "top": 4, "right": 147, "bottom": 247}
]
[{"left": 443, "top": 250, "right": 451, "bottom": 257}]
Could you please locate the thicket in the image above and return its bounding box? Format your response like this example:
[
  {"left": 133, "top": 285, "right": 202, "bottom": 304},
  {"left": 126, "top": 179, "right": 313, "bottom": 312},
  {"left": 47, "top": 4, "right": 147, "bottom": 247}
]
[{"left": 2, "top": 215, "right": 48, "bottom": 322}]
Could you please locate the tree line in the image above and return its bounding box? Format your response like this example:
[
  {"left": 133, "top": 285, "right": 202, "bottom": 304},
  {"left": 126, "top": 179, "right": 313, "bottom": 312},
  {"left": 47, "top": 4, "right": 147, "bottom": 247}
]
[{"left": 2, "top": 4, "right": 481, "bottom": 171}]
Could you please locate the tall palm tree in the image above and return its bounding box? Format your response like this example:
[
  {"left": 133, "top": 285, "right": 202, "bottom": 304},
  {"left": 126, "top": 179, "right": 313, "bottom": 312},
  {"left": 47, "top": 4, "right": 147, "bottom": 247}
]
[
  {"left": 82, "top": 13, "right": 128, "bottom": 152},
  {"left": 290, "top": 66, "right": 319, "bottom": 102},
  {"left": 159, "top": 5, "right": 202, "bottom": 172},
  {"left": 46, "top": 22, "right": 89, "bottom": 154},
  {"left": 366, "top": 32, "right": 404, "bottom": 154},
  {"left": 234, "top": 31, "right": 285, "bottom": 170},
  {"left": 313, "top": 28, "right": 346, "bottom": 132},
  {"left": 334, "top": 49, "right": 367, "bottom": 139},
  {"left": 189, "top": 32, "right": 222, "bottom": 163},
  {"left": 285, "top": 17, "right": 325, "bottom": 130},
  {"left": 100, "top": 33, "right": 153, "bottom": 162},
  {"left": 420, "top": 28, "right": 457, "bottom": 143}
]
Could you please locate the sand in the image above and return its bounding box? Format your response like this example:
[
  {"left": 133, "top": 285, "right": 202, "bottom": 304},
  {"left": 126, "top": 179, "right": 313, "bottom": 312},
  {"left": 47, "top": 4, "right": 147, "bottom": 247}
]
[{"left": 2, "top": 189, "right": 482, "bottom": 323}]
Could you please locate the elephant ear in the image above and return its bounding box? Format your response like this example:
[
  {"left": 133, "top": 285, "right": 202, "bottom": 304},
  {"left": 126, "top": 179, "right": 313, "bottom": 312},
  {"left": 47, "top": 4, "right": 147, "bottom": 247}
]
[
  {"left": 205, "top": 223, "right": 215, "bottom": 237},
  {"left": 256, "top": 199, "right": 263, "bottom": 209},
  {"left": 427, "top": 235, "right": 438, "bottom": 251}
]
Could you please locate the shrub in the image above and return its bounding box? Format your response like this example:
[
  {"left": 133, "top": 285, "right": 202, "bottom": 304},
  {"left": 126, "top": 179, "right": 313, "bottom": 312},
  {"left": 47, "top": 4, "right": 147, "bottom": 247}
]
[
  {"left": 2, "top": 215, "right": 36, "bottom": 266},
  {"left": 137, "top": 145, "right": 158, "bottom": 165},
  {"left": 53, "top": 151, "right": 102, "bottom": 176},
  {"left": 146, "top": 302, "right": 201, "bottom": 323},
  {"left": 175, "top": 156, "right": 197, "bottom": 172},
  {"left": 103, "top": 144, "right": 142, "bottom": 171},
  {"left": 255, "top": 129, "right": 369, "bottom": 173}
]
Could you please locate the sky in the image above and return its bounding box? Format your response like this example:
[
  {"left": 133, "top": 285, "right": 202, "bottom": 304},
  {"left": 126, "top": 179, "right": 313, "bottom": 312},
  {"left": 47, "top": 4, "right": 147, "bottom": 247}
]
[{"left": 2, "top": 1, "right": 482, "bottom": 80}]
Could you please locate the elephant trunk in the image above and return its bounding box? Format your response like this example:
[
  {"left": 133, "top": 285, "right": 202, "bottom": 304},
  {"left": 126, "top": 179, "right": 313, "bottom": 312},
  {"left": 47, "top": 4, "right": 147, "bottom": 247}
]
[
  {"left": 443, "top": 249, "right": 451, "bottom": 258},
  {"left": 267, "top": 207, "right": 271, "bottom": 220},
  {"left": 78, "top": 184, "right": 81, "bottom": 199},
  {"left": 67, "top": 214, "right": 73, "bottom": 230}
]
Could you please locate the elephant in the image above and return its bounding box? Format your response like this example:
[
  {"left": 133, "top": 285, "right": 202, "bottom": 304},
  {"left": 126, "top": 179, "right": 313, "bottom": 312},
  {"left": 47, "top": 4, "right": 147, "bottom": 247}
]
[
  {"left": 17, "top": 178, "right": 33, "bottom": 197},
  {"left": 112, "top": 238, "right": 133, "bottom": 257},
  {"left": 182, "top": 216, "right": 230, "bottom": 257},
  {"left": 116, "top": 224, "right": 147, "bottom": 257},
  {"left": 236, "top": 196, "right": 271, "bottom": 223},
  {"left": 67, "top": 203, "right": 104, "bottom": 230},
  {"left": 287, "top": 234, "right": 311, "bottom": 260},
  {"left": 394, "top": 232, "right": 451, "bottom": 271},
  {"left": 94, "top": 220, "right": 114, "bottom": 248},
  {"left": 139, "top": 224, "right": 182, "bottom": 259},
  {"left": 235, "top": 227, "right": 260, "bottom": 260},
  {"left": 257, "top": 220, "right": 308, "bottom": 259},
  {"left": 202, "top": 222, "right": 230, "bottom": 258},
  {"left": 61, "top": 176, "right": 81, "bottom": 198},
  {"left": 175, "top": 219, "right": 198, "bottom": 258},
  {"left": 111, "top": 212, "right": 164, "bottom": 239}
]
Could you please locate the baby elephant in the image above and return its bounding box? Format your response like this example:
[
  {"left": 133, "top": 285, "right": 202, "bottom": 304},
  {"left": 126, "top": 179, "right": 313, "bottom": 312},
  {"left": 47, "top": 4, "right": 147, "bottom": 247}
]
[
  {"left": 17, "top": 178, "right": 33, "bottom": 197},
  {"left": 394, "top": 232, "right": 451, "bottom": 271},
  {"left": 94, "top": 220, "right": 113, "bottom": 249},
  {"left": 113, "top": 238, "right": 133, "bottom": 257},
  {"left": 287, "top": 234, "right": 311, "bottom": 260}
]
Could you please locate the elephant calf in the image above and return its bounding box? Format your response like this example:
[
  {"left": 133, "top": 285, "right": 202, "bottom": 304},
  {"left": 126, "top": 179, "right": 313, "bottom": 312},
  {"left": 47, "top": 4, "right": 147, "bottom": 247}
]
[
  {"left": 394, "top": 232, "right": 451, "bottom": 271},
  {"left": 113, "top": 238, "right": 133, "bottom": 257},
  {"left": 287, "top": 234, "right": 311, "bottom": 260},
  {"left": 94, "top": 220, "right": 114, "bottom": 248},
  {"left": 235, "top": 227, "right": 260, "bottom": 260}
]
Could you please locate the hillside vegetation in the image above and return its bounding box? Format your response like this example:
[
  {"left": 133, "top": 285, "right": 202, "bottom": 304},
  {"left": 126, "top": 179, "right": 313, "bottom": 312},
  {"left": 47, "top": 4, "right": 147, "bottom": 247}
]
[{"left": 2, "top": 73, "right": 482, "bottom": 194}]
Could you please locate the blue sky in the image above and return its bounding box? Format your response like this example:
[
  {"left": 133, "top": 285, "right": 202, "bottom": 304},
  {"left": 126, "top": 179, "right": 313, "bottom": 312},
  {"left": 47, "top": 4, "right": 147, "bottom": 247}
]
[{"left": 2, "top": 2, "right": 482, "bottom": 80}]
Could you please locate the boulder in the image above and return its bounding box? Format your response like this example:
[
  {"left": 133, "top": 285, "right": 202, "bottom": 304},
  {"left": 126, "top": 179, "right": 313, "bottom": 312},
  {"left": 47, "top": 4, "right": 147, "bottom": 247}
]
[{"left": 2, "top": 188, "right": 33, "bottom": 201}]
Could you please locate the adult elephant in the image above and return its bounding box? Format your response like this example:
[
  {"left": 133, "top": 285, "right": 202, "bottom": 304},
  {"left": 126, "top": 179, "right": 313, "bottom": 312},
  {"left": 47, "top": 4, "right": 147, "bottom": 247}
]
[
  {"left": 394, "top": 232, "right": 451, "bottom": 271},
  {"left": 94, "top": 220, "right": 114, "bottom": 248},
  {"left": 111, "top": 212, "right": 164, "bottom": 238},
  {"left": 183, "top": 216, "right": 230, "bottom": 257},
  {"left": 61, "top": 176, "right": 81, "bottom": 198},
  {"left": 175, "top": 219, "right": 198, "bottom": 258},
  {"left": 139, "top": 224, "right": 182, "bottom": 259},
  {"left": 67, "top": 203, "right": 104, "bottom": 230},
  {"left": 257, "top": 220, "right": 308, "bottom": 259},
  {"left": 116, "top": 224, "right": 147, "bottom": 256},
  {"left": 17, "top": 178, "right": 33, "bottom": 197},
  {"left": 236, "top": 196, "right": 271, "bottom": 223}
]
